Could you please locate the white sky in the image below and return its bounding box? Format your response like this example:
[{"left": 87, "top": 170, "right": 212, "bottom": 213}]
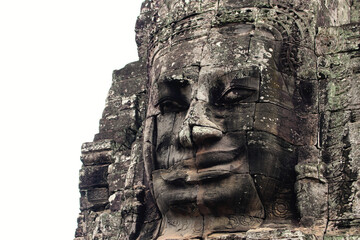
[{"left": 0, "top": 1, "right": 144, "bottom": 239}]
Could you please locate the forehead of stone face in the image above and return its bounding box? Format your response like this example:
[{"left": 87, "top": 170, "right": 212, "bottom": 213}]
[
  {"left": 149, "top": 36, "right": 207, "bottom": 83},
  {"left": 198, "top": 24, "right": 295, "bottom": 109},
  {"left": 202, "top": 24, "right": 282, "bottom": 70},
  {"left": 149, "top": 22, "right": 295, "bottom": 108}
]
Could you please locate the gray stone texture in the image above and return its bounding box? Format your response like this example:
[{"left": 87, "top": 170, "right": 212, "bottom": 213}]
[{"left": 75, "top": 0, "right": 360, "bottom": 239}]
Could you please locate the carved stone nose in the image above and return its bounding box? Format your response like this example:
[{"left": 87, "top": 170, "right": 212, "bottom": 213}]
[
  {"left": 192, "top": 126, "right": 223, "bottom": 145},
  {"left": 178, "top": 100, "right": 223, "bottom": 148}
]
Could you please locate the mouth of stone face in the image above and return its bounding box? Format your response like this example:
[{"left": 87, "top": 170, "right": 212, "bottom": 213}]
[
  {"left": 195, "top": 148, "right": 243, "bottom": 169},
  {"left": 158, "top": 152, "right": 248, "bottom": 184}
]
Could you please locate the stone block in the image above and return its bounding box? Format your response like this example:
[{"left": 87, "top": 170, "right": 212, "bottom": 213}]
[
  {"left": 324, "top": 126, "right": 348, "bottom": 149},
  {"left": 213, "top": 103, "right": 255, "bottom": 132},
  {"left": 99, "top": 108, "right": 138, "bottom": 132},
  {"left": 297, "top": 145, "right": 320, "bottom": 164},
  {"left": 155, "top": 0, "right": 206, "bottom": 29},
  {"left": 254, "top": 103, "right": 318, "bottom": 145},
  {"left": 80, "top": 188, "right": 109, "bottom": 211},
  {"left": 113, "top": 61, "right": 146, "bottom": 82},
  {"left": 295, "top": 178, "right": 328, "bottom": 221},
  {"left": 327, "top": 159, "right": 358, "bottom": 182},
  {"left": 245, "top": 228, "right": 316, "bottom": 239},
  {"left": 351, "top": 1, "right": 360, "bottom": 23},
  {"left": 219, "top": 0, "right": 270, "bottom": 9},
  {"left": 248, "top": 131, "right": 297, "bottom": 180},
  {"left": 349, "top": 121, "right": 360, "bottom": 159},
  {"left": 317, "top": 54, "right": 353, "bottom": 88},
  {"left": 81, "top": 140, "right": 113, "bottom": 153},
  {"left": 108, "top": 141, "right": 144, "bottom": 191},
  {"left": 134, "top": 160, "right": 145, "bottom": 186},
  {"left": 81, "top": 151, "right": 113, "bottom": 166},
  {"left": 324, "top": 235, "right": 360, "bottom": 240},
  {"left": 82, "top": 210, "right": 101, "bottom": 239},
  {"left": 108, "top": 162, "right": 129, "bottom": 193},
  {"left": 328, "top": 179, "right": 360, "bottom": 220},
  {"left": 199, "top": 0, "right": 218, "bottom": 10},
  {"left": 326, "top": 219, "right": 360, "bottom": 237},
  {"left": 316, "top": 24, "right": 360, "bottom": 55},
  {"left": 329, "top": 111, "right": 351, "bottom": 129},
  {"left": 97, "top": 212, "right": 123, "bottom": 237},
  {"left": 170, "top": 13, "right": 213, "bottom": 44},
  {"left": 79, "top": 165, "right": 108, "bottom": 189},
  {"left": 75, "top": 214, "right": 85, "bottom": 238},
  {"left": 87, "top": 188, "right": 109, "bottom": 203},
  {"left": 151, "top": 42, "right": 204, "bottom": 79},
  {"left": 270, "top": 0, "right": 318, "bottom": 11},
  {"left": 104, "top": 93, "right": 137, "bottom": 115},
  {"left": 109, "top": 191, "right": 123, "bottom": 212},
  {"left": 97, "top": 111, "right": 139, "bottom": 148},
  {"left": 295, "top": 162, "right": 326, "bottom": 182}
]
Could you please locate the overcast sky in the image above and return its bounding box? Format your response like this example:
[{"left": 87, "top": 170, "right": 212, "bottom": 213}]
[{"left": 0, "top": 1, "right": 144, "bottom": 239}]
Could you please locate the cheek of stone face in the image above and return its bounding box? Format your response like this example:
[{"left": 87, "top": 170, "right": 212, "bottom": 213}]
[
  {"left": 199, "top": 174, "right": 264, "bottom": 217},
  {"left": 247, "top": 131, "right": 297, "bottom": 180},
  {"left": 212, "top": 103, "right": 256, "bottom": 131},
  {"left": 247, "top": 131, "right": 298, "bottom": 219},
  {"left": 152, "top": 169, "right": 199, "bottom": 216},
  {"left": 259, "top": 68, "right": 296, "bottom": 110},
  {"left": 155, "top": 111, "right": 194, "bottom": 169}
]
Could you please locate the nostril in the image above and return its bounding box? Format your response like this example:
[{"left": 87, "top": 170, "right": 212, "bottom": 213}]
[{"left": 192, "top": 126, "right": 223, "bottom": 145}]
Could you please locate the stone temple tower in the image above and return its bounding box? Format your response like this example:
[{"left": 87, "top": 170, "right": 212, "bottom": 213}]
[{"left": 75, "top": 1, "right": 360, "bottom": 239}]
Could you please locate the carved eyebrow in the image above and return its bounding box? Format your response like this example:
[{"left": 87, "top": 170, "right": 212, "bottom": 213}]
[
  {"left": 160, "top": 75, "right": 190, "bottom": 87},
  {"left": 218, "top": 70, "right": 260, "bottom": 90},
  {"left": 230, "top": 76, "right": 259, "bottom": 90}
]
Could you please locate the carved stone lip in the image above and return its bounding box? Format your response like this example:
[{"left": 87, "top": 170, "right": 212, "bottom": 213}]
[
  {"left": 195, "top": 147, "right": 245, "bottom": 169},
  {"left": 160, "top": 168, "right": 231, "bottom": 184},
  {"left": 186, "top": 169, "right": 233, "bottom": 183},
  {"left": 160, "top": 159, "right": 247, "bottom": 184}
]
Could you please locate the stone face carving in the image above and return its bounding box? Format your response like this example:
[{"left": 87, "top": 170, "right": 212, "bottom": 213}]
[
  {"left": 145, "top": 23, "right": 301, "bottom": 238},
  {"left": 75, "top": 1, "right": 360, "bottom": 240}
]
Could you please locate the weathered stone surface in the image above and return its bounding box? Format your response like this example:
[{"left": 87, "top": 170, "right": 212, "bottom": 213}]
[
  {"left": 80, "top": 188, "right": 109, "bottom": 211},
  {"left": 108, "top": 152, "right": 131, "bottom": 193},
  {"left": 254, "top": 103, "right": 318, "bottom": 145},
  {"left": 208, "top": 228, "right": 317, "bottom": 239},
  {"left": 75, "top": 0, "right": 360, "bottom": 239},
  {"left": 79, "top": 165, "right": 108, "bottom": 189},
  {"left": 295, "top": 177, "right": 328, "bottom": 224},
  {"left": 94, "top": 61, "right": 147, "bottom": 144},
  {"left": 316, "top": 24, "right": 360, "bottom": 55},
  {"left": 81, "top": 140, "right": 113, "bottom": 153},
  {"left": 81, "top": 151, "right": 112, "bottom": 166},
  {"left": 326, "top": 218, "right": 360, "bottom": 238}
]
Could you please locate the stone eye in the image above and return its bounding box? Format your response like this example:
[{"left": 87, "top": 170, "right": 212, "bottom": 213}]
[
  {"left": 219, "top": 87, "right": 256, "bottom": 104},
  {"left": 157, "top": 97, "right": 188, "bottom": 114}
]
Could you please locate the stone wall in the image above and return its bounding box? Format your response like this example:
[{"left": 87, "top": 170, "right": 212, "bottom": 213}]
[{"left": 74, "top": 60, "right": 155, "bottom": 240}]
